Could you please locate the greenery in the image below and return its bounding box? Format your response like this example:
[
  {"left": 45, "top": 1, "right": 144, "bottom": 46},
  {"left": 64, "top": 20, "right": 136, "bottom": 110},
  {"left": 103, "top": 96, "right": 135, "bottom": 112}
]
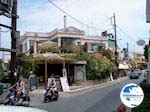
[
  {"left": 0, "top": 59, "right": 4, "bottom": 80},
  {"left": 64, "top": 53, "right": 114, "bottom": 80},
  {"left": 59, "top": 44, "right": 74, "bottom": 53},
  {"left": 39, "top": 48, "right": 60, "bottom": 53},
  {"left": 102, "top": 49, "right": 114, "bottom": 61},
  {"left": 144, "top": 44, "right": 148, "bottom": 60},
  {"left": 130, "top": 60, "right": 138, "bottom": 69},
  {"left": 132, "top": 83, "right": 150, "bottom": 112},
  {"left": 16, "top": 53, "right": 38, "bottom": 78}
]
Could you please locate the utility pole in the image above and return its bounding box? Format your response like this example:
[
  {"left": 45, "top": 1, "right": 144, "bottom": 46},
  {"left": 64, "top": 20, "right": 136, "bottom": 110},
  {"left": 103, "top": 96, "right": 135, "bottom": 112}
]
[
  {"left": 147, "top": 31, "right": 150, "bottom": 84},
  {"left": 0, "top": 27, "right": 1, "bottom": 47},
  {"left": 113, "top": 13, "right": 118, "bottom": 65},
  {"left": 127, "top": 42, "right": 129, "bottom": 60},
  {"left": 10, "top": 0, "right": 17, "bottom": 84}
]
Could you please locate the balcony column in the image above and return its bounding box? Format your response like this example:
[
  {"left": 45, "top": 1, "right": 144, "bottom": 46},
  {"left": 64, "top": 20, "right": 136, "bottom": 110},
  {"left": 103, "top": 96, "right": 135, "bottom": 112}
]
[{"left": 58, "top": 37, "right": 61, "bottom": 47}]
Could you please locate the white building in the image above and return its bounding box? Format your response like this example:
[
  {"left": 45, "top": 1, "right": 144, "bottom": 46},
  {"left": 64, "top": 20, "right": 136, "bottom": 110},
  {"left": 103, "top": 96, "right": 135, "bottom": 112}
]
[{"left": 17, "top": 26, "right": 120, "bottom": 55}]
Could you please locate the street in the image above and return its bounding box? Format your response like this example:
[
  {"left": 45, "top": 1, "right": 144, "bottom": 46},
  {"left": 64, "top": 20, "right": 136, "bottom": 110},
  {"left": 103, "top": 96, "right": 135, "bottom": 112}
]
[{"left": 32, "top": 73, "right": 145, "bottom": 112}]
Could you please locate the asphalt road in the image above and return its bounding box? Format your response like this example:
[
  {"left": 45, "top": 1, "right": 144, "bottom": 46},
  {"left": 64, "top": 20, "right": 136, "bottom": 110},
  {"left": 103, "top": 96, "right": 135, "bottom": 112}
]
[{"left": 35, "top": 72, "right": 145, "bottom": 112}]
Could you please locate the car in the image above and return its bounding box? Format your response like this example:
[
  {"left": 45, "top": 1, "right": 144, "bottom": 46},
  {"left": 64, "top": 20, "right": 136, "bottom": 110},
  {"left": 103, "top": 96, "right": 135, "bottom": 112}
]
[
  {"left": 134, "top": 69, "right": 141, "bottom": 75},
  {"left": 0, "top": 106, "right": 48, "bottom": 112},
  {"left": 128, "top": 72, "right": 139, "bottom": 79}
]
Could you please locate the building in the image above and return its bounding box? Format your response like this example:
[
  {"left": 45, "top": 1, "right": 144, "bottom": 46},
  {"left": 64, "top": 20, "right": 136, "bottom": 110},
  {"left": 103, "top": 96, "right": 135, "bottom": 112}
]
[
  {"left": 17, "top": 26, "right": 120, "bottom": 55},
  {"left": 131, "top": 52, "right": 146, "bottom": 67},
  {"left": 17, "top": 26, "right": 121, "bottom": 87}
]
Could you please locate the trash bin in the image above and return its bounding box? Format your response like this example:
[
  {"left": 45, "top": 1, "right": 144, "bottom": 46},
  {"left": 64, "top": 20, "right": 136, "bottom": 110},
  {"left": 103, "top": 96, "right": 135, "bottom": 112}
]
[{"left": 0, "top": 85, "right": 3, "bottom": 95}]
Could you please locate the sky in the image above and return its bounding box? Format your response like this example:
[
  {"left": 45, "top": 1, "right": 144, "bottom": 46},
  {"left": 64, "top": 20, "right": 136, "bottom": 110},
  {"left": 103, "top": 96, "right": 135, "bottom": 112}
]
[{"left": 0, "top": 0, "right": 150, "bottom": 55}]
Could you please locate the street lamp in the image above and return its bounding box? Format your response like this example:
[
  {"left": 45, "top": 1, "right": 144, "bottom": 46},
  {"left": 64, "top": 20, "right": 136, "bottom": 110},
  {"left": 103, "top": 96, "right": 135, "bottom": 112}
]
[{"left": 137, "top": 38, "right": 150, "bottom": 84}]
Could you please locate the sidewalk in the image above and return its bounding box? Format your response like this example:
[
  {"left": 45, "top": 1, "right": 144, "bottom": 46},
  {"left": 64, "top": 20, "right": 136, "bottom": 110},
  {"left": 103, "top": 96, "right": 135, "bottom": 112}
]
[{"left": 69, "top": 76, "right": 128, "bottom": 93}]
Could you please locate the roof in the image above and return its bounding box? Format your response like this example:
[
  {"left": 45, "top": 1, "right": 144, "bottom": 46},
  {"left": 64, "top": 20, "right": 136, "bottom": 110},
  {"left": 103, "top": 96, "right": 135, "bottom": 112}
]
[
  {"left": 57, "top": 26, "right": 85, "bottom": 34},
  {"left": 38, "top": 41, "right": 58, "bottom": 49},
  {"left": 26, "top": 53, "right": 77, "bottom": 63}
]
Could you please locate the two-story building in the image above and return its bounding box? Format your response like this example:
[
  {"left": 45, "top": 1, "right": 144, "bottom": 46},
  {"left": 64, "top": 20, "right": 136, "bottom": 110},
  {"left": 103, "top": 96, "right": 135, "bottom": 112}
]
[{"left": 17, "top": 26, "right": 120, "bottom": 55}]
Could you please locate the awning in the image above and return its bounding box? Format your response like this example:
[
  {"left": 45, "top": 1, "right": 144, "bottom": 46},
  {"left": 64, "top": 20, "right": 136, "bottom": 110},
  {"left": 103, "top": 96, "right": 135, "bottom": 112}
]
[
  {"left": 119, "top": 63, "right": 129, "bottom": 69},
  {"left": 38, "top": 40, "right": 58, "bottom": 49}
]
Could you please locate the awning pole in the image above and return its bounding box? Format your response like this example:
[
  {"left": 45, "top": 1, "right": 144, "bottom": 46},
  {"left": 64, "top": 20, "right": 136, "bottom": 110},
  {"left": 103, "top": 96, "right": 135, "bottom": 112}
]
[{"left": 45, "top": 59, "right": 48, "bottom": 83}]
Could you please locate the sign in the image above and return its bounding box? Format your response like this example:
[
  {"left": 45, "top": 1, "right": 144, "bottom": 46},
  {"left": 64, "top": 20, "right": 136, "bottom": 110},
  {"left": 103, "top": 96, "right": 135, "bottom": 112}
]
[
  {"left": 60, "top": 77, "right": 70, "bottom": 92},
  {"left": 120, "top": 83, "right": 144, "bottom": 108},
  {"left": 137, "top": 39, "right": 146, "bottom": 46},
  {"left": 0, "top": 0, "right": 12, "bottom": 14},
  {"left": 15, "top": 31, "right": 20, "bottom": 39}
]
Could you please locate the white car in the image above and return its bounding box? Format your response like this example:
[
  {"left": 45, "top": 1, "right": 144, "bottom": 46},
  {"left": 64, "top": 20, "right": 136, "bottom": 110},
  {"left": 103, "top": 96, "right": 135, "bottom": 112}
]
[{"left": 0, "top": 106, "right": 48, "bottom": 112}]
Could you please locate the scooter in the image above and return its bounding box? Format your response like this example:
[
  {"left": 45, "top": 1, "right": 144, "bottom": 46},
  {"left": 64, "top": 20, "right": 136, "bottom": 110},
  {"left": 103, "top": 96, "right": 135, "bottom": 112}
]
[
  {"left": 16, "top": 92, "right": 30, "bottom": 107},
  {"left": 4, "top": 88, "right": 16, "bottom": 105},
  {"left": 43, "top": 87, "right": 59, "bottom": 103}
]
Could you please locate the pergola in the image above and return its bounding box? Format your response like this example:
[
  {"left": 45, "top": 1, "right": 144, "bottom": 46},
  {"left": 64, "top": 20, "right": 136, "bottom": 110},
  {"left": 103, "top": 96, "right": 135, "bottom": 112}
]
[{"left": 25, "top": 55, "right": 76, "bottom": 83}]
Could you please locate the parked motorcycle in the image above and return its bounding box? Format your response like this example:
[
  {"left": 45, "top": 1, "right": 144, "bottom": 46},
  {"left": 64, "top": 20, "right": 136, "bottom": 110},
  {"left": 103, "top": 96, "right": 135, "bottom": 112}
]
[
  {"left": 43, "top": 87, "right": 59, "bottom": 103},
  {"left": 16, "top": 92, "right": 30, "bottom": 107},
  {"left": 4, "top": 88, "right": 16, "bottom": 105},
  {"left": 4, "top": 89, "right": 30, "bottom": 107}
]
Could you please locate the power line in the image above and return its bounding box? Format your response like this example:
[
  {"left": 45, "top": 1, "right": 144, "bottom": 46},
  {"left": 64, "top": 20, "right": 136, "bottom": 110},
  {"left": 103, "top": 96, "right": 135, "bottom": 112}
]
[
  {"left": 0, "top": 29, "right": 10, "bottom": 33},
  {"left": 47, "top": 0, "right": 112, "bottom": 32},
  {"left": 117, "top": 25, "right": 136, "bottom": 42}
]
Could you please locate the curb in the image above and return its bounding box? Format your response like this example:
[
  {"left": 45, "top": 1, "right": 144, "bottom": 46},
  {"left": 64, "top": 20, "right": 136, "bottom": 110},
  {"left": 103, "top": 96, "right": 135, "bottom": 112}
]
[{"left": 68, "top": 76, "right": 128, "bottom": 93}]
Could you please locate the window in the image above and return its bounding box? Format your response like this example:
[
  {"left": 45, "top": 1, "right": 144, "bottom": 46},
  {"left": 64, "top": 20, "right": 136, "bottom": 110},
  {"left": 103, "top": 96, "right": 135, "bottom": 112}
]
[{"left": 24, "top": 43, "right": 27, "bottom": 51}]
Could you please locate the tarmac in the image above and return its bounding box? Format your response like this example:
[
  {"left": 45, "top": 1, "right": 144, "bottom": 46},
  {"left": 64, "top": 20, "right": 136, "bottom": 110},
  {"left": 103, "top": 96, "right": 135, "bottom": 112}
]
[
  {"left": 0, "top": 76, "right": 128, "bottom": 106},
  {"left": 29, "top": 76, "right": 128, "bottom": 107}
]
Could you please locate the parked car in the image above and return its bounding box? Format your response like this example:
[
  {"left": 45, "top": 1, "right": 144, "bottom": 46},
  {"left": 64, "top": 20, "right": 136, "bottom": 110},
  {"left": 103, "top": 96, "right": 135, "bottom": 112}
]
[
  {"left": 128, "top": 72, "right": 139, "bottom": 79},
  {"left": 134, "top": 69, "right": 141, "bottom": 75}
]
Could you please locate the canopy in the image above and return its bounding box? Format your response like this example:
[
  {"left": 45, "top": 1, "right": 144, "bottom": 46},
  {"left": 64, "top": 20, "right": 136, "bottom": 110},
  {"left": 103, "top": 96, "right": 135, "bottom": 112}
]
[
  {"left": 119, "top": 63, "right": 129, "bottom": 70},
  {"left": 38, "top": 41, "right": 58, "bottom": 49},
  {"left": 26, "top": 53, "right": 76, "bottom": 63}
]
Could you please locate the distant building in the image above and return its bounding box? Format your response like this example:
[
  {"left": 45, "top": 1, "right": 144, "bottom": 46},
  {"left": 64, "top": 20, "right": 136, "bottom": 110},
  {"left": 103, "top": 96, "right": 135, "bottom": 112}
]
[{"left": 131, "top": 52, "right": 146, "bottom": 67}]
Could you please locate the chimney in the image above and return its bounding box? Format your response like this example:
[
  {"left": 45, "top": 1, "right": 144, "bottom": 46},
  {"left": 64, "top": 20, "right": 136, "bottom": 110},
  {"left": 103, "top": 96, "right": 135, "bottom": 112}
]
[{"left": 64, "top": 15, "right": 66, "bottom": 31}]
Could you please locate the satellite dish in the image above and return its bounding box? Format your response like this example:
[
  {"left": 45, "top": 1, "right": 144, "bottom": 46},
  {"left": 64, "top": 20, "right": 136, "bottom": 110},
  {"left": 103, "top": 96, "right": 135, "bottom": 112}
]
[{"left": 136, "top": 39, "right": 146, "bottom": 46}]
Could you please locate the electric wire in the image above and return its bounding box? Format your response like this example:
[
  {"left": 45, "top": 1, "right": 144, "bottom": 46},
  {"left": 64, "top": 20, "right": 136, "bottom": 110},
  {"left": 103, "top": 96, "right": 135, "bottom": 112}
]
[
  {"left": 116, "top": 25, "right": 136, "bottom": 42},
  {"left": 0, "top": 29, "right": 10, "bottom": 33},
  {"left": 47, "top": 0, "right": 113, "bottom": 32}
]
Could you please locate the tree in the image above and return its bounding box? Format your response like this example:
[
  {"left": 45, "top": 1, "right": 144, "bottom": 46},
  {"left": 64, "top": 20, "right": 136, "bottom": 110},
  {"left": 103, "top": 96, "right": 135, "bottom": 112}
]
[
  {"left": 130, "top": 60, "right": 138, "bottom": 69},
  {"left": 144, "top": 44, "right": 148, "bottom": 60},
  {"left": 98, "top": 56, "right": 114, "bottom": 79},
  {"left": 102, "top": 49, "right": 114, "bottom": 61},
  {"left": 59, "top": 44, "right": 74, "bottom": 53},
  {"left": 16, "top": 53, "right": 38, "bottom": 78}
]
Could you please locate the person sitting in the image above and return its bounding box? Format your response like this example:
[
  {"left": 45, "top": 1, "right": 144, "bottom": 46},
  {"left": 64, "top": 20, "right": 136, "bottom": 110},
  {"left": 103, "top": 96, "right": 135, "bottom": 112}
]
[
  {"left": 8, "top": 75, "right": 25, "bottom": 102},
  {"left": 48, "top": 74, "right": 57, "bottom": 98}
]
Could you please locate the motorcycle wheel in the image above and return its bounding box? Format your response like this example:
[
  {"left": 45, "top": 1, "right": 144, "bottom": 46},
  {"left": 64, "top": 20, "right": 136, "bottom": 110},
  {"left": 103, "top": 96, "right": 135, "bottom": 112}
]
[
  {"left": 44, "top": 96, "right": 50, "bottom": 103},
  {"left": 54, "top": 95, "right": 58, "bottom": 101},
  {"left": 4, "top": 99, "right": 9, "bottom": 105}
]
